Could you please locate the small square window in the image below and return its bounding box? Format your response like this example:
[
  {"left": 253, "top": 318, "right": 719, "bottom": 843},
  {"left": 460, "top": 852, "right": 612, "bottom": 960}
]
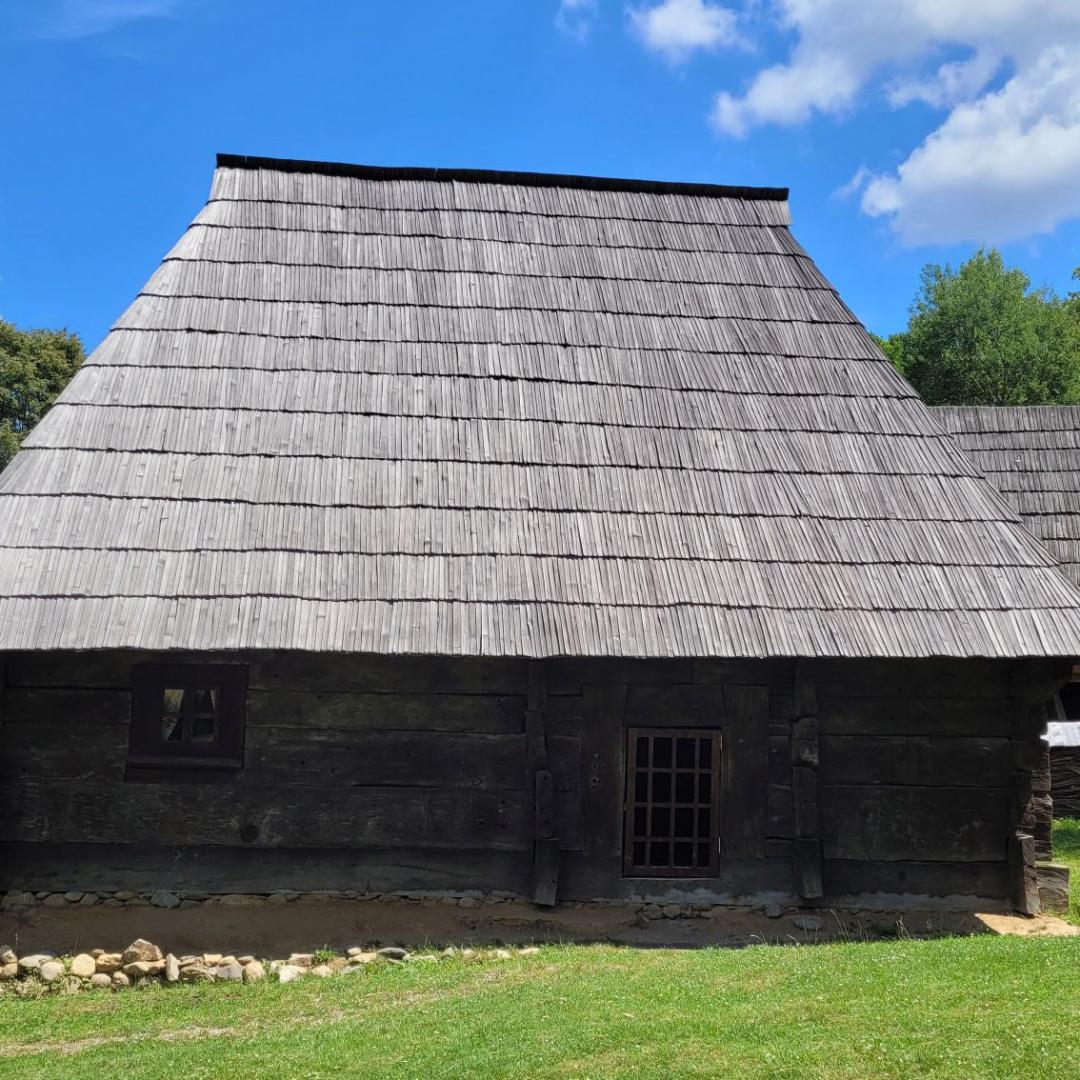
[
  {"left": 129, "top": 664, "right": 247, "bottom": 773},
  {"left": 623, "top": 727, "right": 721, "bottom": 878}
]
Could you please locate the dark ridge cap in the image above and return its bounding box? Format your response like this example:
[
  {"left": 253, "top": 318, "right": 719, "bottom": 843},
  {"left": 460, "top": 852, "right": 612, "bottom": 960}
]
[{"left": 216, "top": 153, "right": 790, "bottom": 203}]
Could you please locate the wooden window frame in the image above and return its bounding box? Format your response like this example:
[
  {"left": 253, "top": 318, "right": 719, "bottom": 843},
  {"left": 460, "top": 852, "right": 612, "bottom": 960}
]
[
  {"left": 622, "top": 726, "right": 722, "bottom": 878},
  {"left": 128, "top": 663, "right": 247, "bottom": 774}
]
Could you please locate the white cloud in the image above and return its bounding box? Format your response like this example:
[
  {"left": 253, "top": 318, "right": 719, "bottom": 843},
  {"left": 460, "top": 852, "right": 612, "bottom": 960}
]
[
  {"left": 34, "top": 0, "right": 179, "bottom": 39},
  {"left": 556, "top": 0, "right": 598, "bottom": 41},
  {"left": 631, "top": 0, "right": 740, "bottom": 63},
  {"left": 707, "top": 0, "right": 1080, "bottom": 245}
]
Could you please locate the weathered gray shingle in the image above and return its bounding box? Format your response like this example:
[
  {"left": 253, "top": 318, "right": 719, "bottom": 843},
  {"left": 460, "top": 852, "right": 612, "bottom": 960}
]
[
  {"left": 2, "top": 155, "right": 1080, "bottom": 656},
  {"left": 936, "top": 405, "right": 1080, "bottom": 589}
]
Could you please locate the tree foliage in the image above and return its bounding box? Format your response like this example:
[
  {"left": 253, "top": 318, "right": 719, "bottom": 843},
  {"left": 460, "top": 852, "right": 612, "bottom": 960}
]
[
  {"left": 0, "top": 320, "right": 84, "bottom": 471},
  {"left": 880, "top": 249, "right": 1080, "bottom": 407}
]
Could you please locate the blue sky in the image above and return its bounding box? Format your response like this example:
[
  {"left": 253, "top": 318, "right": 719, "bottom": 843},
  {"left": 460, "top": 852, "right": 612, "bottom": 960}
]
[{"left": 2, "top": 0, "right": 1080, "bottom": 350}]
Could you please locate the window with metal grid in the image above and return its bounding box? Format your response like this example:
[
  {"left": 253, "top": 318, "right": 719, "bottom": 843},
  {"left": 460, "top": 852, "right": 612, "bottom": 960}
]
[{"left": 623, "top": 728, "right": 721, "bottom": 877}]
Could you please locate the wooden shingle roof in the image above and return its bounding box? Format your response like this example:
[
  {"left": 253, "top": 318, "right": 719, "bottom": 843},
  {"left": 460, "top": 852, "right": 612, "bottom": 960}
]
[
  {"left": 2, "top": 154, "right": 1080, "bottom": 657},
  {"left": 935, "top": 405, "right": 1080, "bottom": 588}
]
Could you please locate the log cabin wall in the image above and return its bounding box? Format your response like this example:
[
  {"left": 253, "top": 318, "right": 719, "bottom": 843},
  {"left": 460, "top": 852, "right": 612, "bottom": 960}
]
[{"left": 0, "top": 651, "right": 1063, "bottom": 909}]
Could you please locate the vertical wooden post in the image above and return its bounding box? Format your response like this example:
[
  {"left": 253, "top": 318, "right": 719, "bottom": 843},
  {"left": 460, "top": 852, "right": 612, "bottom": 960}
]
[
  {"left": 792, "top": 660, "right": 823, "bottom": 899},
  {"left": 526, "top": 660, "right": 559, "bottom": 906},
  {"left": 1009, "top": 834, "right": 1040, "bottom": 915}
]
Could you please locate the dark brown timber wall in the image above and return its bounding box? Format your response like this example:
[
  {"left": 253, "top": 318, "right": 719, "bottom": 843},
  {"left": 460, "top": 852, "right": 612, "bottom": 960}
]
[{"left": 0, "top": 652, "right": 1063, "bottom": 908}]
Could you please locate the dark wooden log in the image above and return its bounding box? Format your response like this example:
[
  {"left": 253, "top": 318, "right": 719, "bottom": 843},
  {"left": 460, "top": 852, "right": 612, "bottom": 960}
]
[
  {"left": 0, "top": 841, "right": 530, "bottom": 895},
  {"left": 246, "top": 730, "right": 581, "bottom": 791},
  {"left": 822, "top": 859, "right": 1011, "bottom": 902},
  {"left": 624, "top": 683, "right": 725, "bottom": 723},
  {"left": 3, "top": 778, "right": 583, "bottom": 852},
  {"left": 820, "top": 786, "right": 1009, "bottom": 862},
  {"left": 248, "top": 689, "right": 524, "bottom": 733},
  {"left": 815, "top": 660, "right": 1012, "bottom": 700},
  {"left": 819, "top": 736, "right": 1011, "bottom": 788},
  {"left": 721, "top": 684, "right": 769, "bottom": 859},
  {"left": 818, "top": 696, "right": 1014, "bottom": 736}
]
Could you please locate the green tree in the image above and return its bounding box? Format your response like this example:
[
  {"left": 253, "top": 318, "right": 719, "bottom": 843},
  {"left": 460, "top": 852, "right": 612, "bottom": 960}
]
[
  {"left": 882, "top": 249, "right": 1080, "bottom": 406},
  {"left": 0, "top": 320, "right": 84, "bottom": 471}
]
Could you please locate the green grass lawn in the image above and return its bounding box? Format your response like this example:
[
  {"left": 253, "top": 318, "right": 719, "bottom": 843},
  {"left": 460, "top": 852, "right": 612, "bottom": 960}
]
[
  {"left": 1054, "top": 817, "right": 1080, "bottom": 925},
  {"left": 2, "top": 936, "right": 1079, "bottom": 1079}
]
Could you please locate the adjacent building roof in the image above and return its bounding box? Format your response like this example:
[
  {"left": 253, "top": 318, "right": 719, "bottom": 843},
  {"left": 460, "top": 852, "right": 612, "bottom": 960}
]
[
  {"left": 935, "top": 406, "right": 1080, "bottom": 587},
  {"left": 3, "top": 154, "right": 1080, "bottom": 657}
]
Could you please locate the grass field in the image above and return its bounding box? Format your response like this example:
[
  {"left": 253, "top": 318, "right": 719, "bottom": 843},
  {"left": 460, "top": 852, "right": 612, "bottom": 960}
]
[
  {"left": 2, "top": 934, "right": 1079, "bottom": 1079},
  {"left": 1055, "top": 817, "right": 1080, "bottom": 924}
]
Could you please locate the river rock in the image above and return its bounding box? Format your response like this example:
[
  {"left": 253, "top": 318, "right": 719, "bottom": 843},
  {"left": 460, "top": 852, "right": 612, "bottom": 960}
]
[
  {"left": 377, "top": 946, "right": 409, "bottom": 961},
  {"left": 122, "top": 939, "right": 163, "bottom": 965},
  {"left": 150, "top": 891, "right": 181, "bottom": 910},
  {"left": 17, "top": 953, "right": 55, "bottom": 973},
  {"left": 179, "top": 964, "right": 216, "bottom": 984},
  {"left": 277, "top": 964, "right": 303, "bottom": 984},
  {"left": 39, "top": 961, "right": 65, "bottom": 983},
  {"left": 242, "top": 961, "right": 265, "bottom": 982},
  {"left": 0, "top": 963, "right": 18, "bottom": 981},
  {"left": 310, "top": 964, "right": 333, "bottom": 978},
  {"left": 70, "top": 954, "right": 96, "bottom": 978},
  {"left": 89, "top": 973, "right": 112, "bottom": 989},
  {"left": 0, "top": 946, "right": 15, "bottom": 965},
  {"left": 111, "top": 972, "right": 131, "bottom": 988},
  {"left": 123, "top": 961, "right": 153, "bottom": 977},
  {"left": 216, "top": 962, "right": 244, "bottom": 982},
  {"left": 164, "top": 954, "right": 180, "bottom": 983},
  {"left": 1, "top": 892, "right": 35, "bottom": 911},
  {"left": 42, "top": 894, "right": 68, "bottom": 908},
  {"left": 95, "top": 953, "right": 123, "bottom": 973}
]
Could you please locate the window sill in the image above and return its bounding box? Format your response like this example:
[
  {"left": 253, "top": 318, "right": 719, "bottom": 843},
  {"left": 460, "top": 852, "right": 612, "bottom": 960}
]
[{"left": 125, "top": 758, "right": 242, "bottom": 783}]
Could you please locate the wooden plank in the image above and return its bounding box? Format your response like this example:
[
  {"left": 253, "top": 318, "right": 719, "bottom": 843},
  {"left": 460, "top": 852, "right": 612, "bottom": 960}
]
[
  {"left": 767, "top": 785, "right": 794, "bottom": 838},
  {"left": 577, "top": 683, "right": 626, "bottom": 863},
  {"left": 531, "top": 837, "right": 560, "bottom": 906},
  {"left": 820, "top": 785, "right": 1009, "bottom": 862},
  {"left": 721, "top": 684, "right": 769, "bottom": 859},
  {"left": 247, "top": 690, "right": 524, "bottom": 733},
  {"left": 246, "top": 730, "right": 581, "bottom": 791},
  {"left": 1009, "top": 834, "right": 1040, "bottom": 915},
  {"left": 818, "top": 696, "right": 1014, "bottom": 737},
  {"left": 768, "top": 736, "right": 790, "bottom": 783},
  {"left": 792, "top": 767, "right": 819, "bottom": 837},
  {"left": 793, "top": 838, "right": 823, "bottom": 899},
  {"left": 3, "top": 778, "right": 583, "bottom": 852},
  {"left": 819, "top": 736, "right": 1011, "bottom": 788}
]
